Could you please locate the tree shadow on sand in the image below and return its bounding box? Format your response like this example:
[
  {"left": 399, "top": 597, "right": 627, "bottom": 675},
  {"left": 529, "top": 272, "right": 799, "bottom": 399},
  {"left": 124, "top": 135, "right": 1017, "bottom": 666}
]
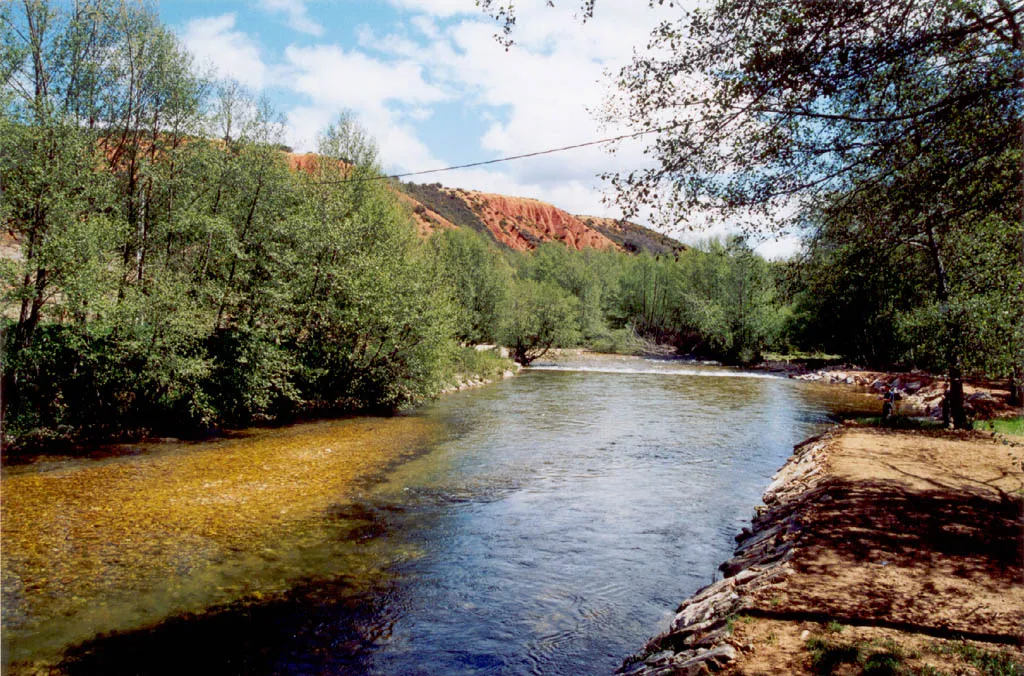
[{"left": 749, "top": 471, "right": 1023, "bottom": 644}]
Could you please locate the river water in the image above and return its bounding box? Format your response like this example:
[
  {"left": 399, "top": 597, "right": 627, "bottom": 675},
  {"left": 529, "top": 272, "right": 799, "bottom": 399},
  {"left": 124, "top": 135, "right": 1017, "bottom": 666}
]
[{"left": 1, "top": 357, "right": 874, "bottom": 675}]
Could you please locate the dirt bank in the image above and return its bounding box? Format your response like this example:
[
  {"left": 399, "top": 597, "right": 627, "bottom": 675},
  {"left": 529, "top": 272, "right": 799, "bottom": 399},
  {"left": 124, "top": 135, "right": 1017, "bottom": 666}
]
[
  {"left": 621, "top": 425, "right": 1024, "bottom": 675},
  {"left": 793, "top": 368, "right": 1018, "bottom": 421}
]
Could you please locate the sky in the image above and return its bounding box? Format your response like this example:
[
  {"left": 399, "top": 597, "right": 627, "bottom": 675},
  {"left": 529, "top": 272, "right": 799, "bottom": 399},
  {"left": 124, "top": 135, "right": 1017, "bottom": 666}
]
[{"left": 159, "top": 0, "right": 800, "bottom": 258}]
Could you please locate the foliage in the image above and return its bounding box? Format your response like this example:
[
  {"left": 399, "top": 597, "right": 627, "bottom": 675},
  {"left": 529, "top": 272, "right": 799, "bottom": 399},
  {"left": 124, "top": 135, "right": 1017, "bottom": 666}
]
[
  {"left": 930, "top": 641, "right": 1024, "bottom": 676},
  {"left": 487, "top": 0, "right": 1022, "bottom": 425},
  {"left": 513, "top": 243, "right": 617, "bottom": 343},
  {"left": 0, "top": 1, "right": 458, "bottom": 447},
  {"left": 428, "top": 227, "right": 512, "bottom": 344},
  {"left": 449, "top": 346, "right": 515, "bottom": 384},
  {"left": 973, "top": 417, "right": 1024, "bottom": 437},
  {"left": 599, "top": 238, "right": 787, "bottom": 364},
  {"left": 0, "top": 0, "right": 824, "bottom": 450},
  {"left": 498, "top": 278, "right": 581, "bottom": 365},
  {"left": 806, "top": 635, "right": 916, "bottom": 676}
]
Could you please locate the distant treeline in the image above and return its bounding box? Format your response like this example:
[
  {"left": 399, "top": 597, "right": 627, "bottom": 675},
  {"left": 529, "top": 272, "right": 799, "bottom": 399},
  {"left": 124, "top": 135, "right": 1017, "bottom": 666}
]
[
  {"left": 432, "top": 230, "right": 790, "bottom": 366},
  {"left": 1, "top": 1, "right": 1018, "bottom": 449},
  {"left": 0, "top": 1, "right": 788, "bottom": 449}
]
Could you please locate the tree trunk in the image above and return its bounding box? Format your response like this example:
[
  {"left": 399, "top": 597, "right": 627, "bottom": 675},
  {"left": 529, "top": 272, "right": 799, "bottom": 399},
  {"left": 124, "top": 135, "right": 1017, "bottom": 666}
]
[
  {"left": 946, "top": 366, "right": 968, "bottom": 429},
  {"left": 924, "top": 221, "right": 969, "bottom": 428},
  {"left": 1010, "top": 365, "right": 1023, "bottom": 407}
]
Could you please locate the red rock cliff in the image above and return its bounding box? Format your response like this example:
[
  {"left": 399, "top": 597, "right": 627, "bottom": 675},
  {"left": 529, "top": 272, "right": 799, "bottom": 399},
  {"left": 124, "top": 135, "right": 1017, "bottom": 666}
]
[{"left": 454, "top": 190, "right": 617, "bottom": 251}]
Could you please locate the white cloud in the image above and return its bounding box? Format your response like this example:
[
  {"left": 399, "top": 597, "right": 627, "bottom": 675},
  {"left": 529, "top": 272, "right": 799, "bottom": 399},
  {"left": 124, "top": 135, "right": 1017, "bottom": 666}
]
[
  {"left": 278, "top": 45, "right": 450, "bottom": 172},
  {"left": 181, "top": 14, "right": 268, "bottom": 89},
  {"left": 180, "top": 0, "right": 762, "bottom": 246},
  {"left": 410, "top": 15, "right": 441, "bottom": 40},
  {"left": 282, "top": 45, "right": 447, "bottom": 110},
  {"left": 406, "top": 107, "right": 434, "bottom": 122},
  {"left": 383, "top": 0, "right": 477, "bottom": 18},
  {"left": 258, "top": 0, "right": 324, "bottom": 36},
  {"left": 360, "top": 2, "right": 682, "bottom": 221},
  {"left": 754, "top": 234, "right": 803, "bottom": 260}
]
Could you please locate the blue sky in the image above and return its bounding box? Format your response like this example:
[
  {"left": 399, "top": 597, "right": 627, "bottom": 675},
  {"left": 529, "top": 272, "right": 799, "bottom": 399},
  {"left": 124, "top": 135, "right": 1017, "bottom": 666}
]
[{"left": 159, "top": 0, "right": 799, "bottom": 257}]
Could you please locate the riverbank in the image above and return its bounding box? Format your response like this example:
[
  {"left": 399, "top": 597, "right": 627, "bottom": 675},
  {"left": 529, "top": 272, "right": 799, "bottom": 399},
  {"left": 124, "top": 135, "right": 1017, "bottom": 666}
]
[
  {"left": 791, "top": 368, "right": 1018, "bottom": 421},
  {"left": 621, "top": 424, "right": 1024, "bottom": 675},
  {"left": 1, "top": 346, "right": 519, "bottom": 463},
  {"left": 438, "top": 345, "right": 520, "bottom": 394},
  {"left": 4, "top": 354, "right": 829, "bottom": 674}
]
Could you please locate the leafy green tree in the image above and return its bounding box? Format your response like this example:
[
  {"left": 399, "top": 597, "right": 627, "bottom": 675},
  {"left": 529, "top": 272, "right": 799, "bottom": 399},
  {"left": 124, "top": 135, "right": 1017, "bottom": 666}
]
[
  {"left": 1, "top": 3, "right": 464, "bottom": 447},
  {"left": 289, "top": 115, "right": 458, "bottom": 410},
  {"left": 611, "top": 252, "right": 677, "bottom": 340},
  {"left": 499, "top": 278, "right": 581, "bottom": 365},
  {"left": 428, "top": 227, "right": 512, "bottom": 344},
  {"left": 486, "top": 0, "right": 1022, "bottom": 425},
  {"left": 522, "top": 243, "right": 612, "bottom": 342}
]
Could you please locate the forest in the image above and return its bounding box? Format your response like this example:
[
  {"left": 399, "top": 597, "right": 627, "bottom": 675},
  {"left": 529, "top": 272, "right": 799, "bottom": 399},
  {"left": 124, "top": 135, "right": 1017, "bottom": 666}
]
[{"left": 1, "top": 0, "right": 1020, "bottom": 449}]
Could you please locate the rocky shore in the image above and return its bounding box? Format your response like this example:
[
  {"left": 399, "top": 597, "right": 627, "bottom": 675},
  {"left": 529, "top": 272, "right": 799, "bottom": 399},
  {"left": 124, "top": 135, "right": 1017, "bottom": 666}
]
[
  {"left": 437, "top": 345, "right": 521, "bottom": 395},
  {"left": 619, "top": 431, "right": 836, "bottom": 675},
  {"left": 620, "top": 422, "right": 1023, "bottom": 675},
  {"left": 792, "top": 368, "right": 1009, "bottom": 420},
  {"left": 439, "top": 364, "right": 520, "bottom": 395}
]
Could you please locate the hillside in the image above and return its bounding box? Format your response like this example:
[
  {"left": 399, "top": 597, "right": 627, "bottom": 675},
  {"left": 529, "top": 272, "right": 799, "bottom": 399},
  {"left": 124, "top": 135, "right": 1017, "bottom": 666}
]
[
  {"left": 398, "top": 181, "right": 683, "bottom": 255},
  {"left": 118, "top": 146, "right": 682, "bottom": 253},
  {"left": 575, "top": 215, "right": 686, "bottom": 255},
  {"left": 0, "top": 142, "right": 682, "bottom": 260}
]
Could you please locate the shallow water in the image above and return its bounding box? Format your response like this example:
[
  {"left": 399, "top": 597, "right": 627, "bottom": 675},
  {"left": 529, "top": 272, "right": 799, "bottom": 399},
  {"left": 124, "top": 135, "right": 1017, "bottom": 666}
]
[{"left": 1, "top": 359, "right": 877, "bottom": 674}]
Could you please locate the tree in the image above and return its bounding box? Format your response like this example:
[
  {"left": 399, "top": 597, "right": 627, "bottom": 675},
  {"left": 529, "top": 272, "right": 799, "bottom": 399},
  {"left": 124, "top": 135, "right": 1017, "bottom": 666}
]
[
  {"left": 499, "top": 278, "right": 581, "bottom": 365},
  {"left": 428, "top": 227, "right": 512, "bottom": 344},
  {"left": 1, "top": 2, "right": 464, "bottom": 446},
  {"left": 289, "top": 115, "right": 458, "bottom": 410},
  {"left": 620, "top": 0, "right": 1022, "bottom": 426},
  {"left": 484, "top": 0, "right": 1023, "bottom": 426},
  {"left": 515, "top": 242, "right": 613, "bottom": 342}
]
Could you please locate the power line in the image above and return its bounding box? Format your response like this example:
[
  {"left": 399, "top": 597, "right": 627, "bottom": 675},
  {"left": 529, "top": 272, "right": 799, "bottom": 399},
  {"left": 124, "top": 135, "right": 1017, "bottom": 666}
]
[{"left": 316, "top": 124, "right": 679, "bottom": 185}]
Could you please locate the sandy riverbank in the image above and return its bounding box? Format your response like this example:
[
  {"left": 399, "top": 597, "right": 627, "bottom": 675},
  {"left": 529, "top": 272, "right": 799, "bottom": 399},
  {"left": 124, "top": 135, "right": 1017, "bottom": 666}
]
[{"left": 621, "top": 424, "right": 1023, "bottom": 675}]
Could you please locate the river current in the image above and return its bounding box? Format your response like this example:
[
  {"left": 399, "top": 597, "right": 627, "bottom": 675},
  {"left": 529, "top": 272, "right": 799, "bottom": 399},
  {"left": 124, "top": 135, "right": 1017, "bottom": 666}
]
[{"left": 1, "top": 357, "right": 873, "bottom": 675}]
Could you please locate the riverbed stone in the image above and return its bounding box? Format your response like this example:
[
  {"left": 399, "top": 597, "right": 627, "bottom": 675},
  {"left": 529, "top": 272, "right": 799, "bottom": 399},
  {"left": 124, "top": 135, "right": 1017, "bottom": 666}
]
[
  {"left": 731, "top": 568, "right": 760, "bottom": 586},
  {"left": 625, "top": 429, "right": 839, "bottom": 675},
  {"left": 671, "top": 644, "right": 737, "bottom": 673}
]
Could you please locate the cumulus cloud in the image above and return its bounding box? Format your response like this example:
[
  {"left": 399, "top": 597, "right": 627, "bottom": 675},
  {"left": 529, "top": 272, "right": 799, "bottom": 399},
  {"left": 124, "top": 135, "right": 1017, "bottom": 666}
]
[
  {"left": 755, "top": 234, "right": 804, "bottom": 261},
  {"left": 358, "top": 2, "right": 681, "bottom": 218},
  {"left": 258, "top": 0, "right": 324, "bottom": 36},
  {"left": 277, "top": 44, "right": 450, "bottom": 171},
  {"left": 282, "top": 45, "right": 447, "bottom": 110},
  {"left": 176, "top": 0, "right": 786, "bottom": 248},
  {"left": 181, "top": 14, "right": 268, "bottom": 89}
]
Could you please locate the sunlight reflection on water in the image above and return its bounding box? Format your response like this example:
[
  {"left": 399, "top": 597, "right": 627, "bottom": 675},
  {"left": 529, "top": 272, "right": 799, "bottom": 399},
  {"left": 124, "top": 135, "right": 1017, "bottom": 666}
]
[{"left": 2, "top": 359, "right": 878, "bottom": 674}]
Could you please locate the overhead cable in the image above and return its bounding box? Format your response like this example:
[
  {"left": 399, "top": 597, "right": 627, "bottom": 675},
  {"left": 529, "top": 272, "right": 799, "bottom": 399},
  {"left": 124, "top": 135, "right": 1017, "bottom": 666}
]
[{"left": 315, "top": 123, "right": 679, "bottom": 185}]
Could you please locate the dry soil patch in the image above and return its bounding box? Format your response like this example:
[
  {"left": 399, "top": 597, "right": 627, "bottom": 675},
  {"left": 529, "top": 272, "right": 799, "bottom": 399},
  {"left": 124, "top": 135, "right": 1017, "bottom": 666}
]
[{"left": 730, "top": 427, "right": 1024, "bottom": 675}]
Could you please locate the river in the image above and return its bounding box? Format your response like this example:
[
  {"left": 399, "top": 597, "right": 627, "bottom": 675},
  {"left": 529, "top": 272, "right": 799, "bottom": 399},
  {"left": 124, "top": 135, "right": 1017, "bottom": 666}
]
[{"left": 1, "top": 356, "right": 874, "bottom": 675}]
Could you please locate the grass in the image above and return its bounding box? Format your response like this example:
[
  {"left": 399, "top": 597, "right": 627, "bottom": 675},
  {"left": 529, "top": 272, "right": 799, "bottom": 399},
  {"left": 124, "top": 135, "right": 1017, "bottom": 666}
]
[
  {"left": 807, "top": 635, "right": 917, "bottom": 675},
  {"left": 807, "top": 636, "right": 863, "bottom": 674},
  {"left": 586, "top": 327, "right": 667, "bottom": 356},
  {"left": 806, "top": 634, "right": 1024, "bottom": 676},
  {"left": 450, "top": 346, "right": 515, "bottom": 384},
  {"left": 763, "top": 350, "right": 844, "bottom": 363},
  {"left": 973, "top": 416, "right": 1024, "bottom": 437},
  {"left": 853, "top": 416, "right": 946, "bottom": 431},
  {"left": 930, "top": 641, "right": 1024, "bottom": 676}
]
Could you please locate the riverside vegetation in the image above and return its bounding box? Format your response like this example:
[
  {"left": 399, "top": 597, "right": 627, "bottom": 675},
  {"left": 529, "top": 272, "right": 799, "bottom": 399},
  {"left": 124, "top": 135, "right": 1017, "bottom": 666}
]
[
  {"left": 2, "top": 0, "right": 1021, "bottom": 452},
  {"left": 0, "top": 1, "right": 786, "bottom": 451}
]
